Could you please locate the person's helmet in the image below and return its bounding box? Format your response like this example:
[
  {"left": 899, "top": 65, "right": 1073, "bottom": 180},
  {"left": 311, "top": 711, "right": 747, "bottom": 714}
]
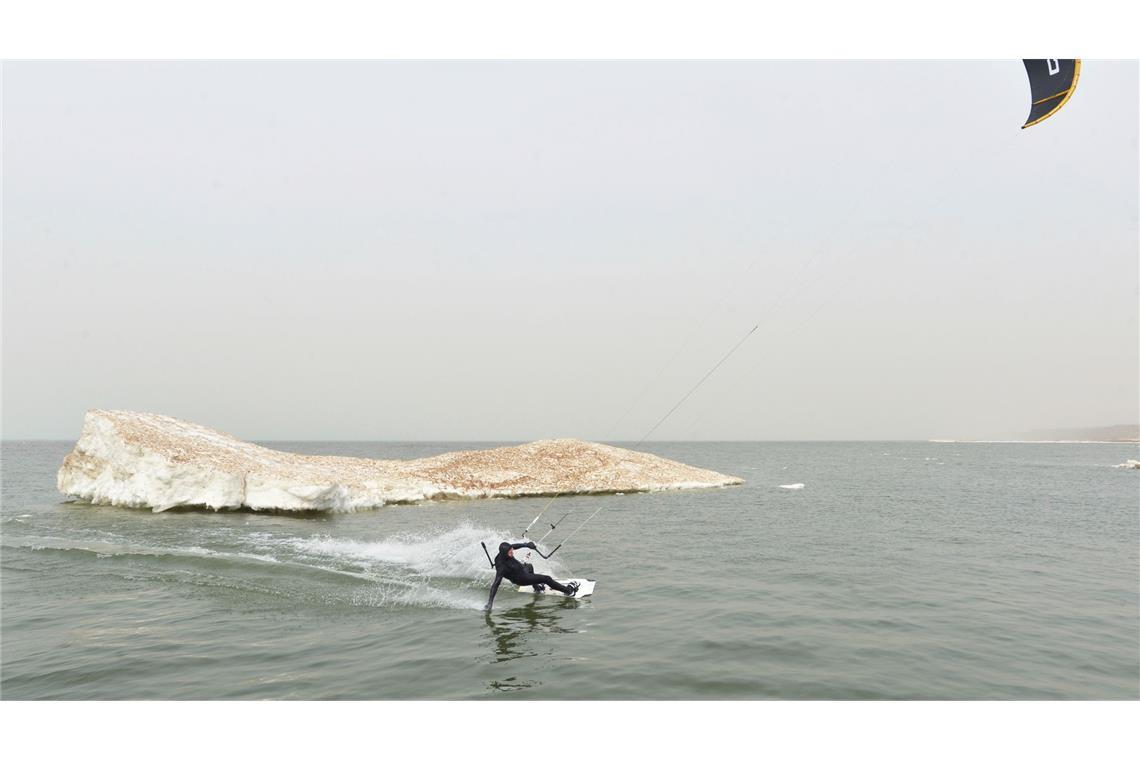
[{"left": 498, "top": 542, "right": 512, "bottom": 554}]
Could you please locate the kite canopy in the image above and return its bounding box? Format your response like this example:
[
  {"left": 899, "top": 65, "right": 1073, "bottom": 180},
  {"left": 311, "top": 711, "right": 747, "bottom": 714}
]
[{"left": 1022, "top": 59, "right": 1081, "bottom": 129}]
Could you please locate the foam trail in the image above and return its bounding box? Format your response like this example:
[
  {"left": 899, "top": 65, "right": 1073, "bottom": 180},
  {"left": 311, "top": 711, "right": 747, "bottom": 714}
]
[
  {"left": 348, "top": 582, "right": 487, "bottom": 611},
  {"left": 283, "top": 523, "right": 570, "bottom": 608},
  {"left": 11, "top": 524, "right": 573, "bottom": 611},
  {"left": 6, "top": 528, "right": 504, "bottom": 611}
]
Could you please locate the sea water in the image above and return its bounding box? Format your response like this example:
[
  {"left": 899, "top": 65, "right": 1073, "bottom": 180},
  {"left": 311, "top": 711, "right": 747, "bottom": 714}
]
[{"left": 2, "top": 441, "right": 1137, "bottom": 699}]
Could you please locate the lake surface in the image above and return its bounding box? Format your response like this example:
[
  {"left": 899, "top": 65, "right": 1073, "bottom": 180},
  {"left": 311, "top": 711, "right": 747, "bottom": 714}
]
[{"left": 2, "top": 440, "right": 1137, "bottom": 699}]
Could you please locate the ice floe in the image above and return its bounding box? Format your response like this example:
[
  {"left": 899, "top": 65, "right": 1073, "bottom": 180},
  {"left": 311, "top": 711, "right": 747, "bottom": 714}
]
[{"left": 57, "top": 410, "right": 743, "bottom": 512}]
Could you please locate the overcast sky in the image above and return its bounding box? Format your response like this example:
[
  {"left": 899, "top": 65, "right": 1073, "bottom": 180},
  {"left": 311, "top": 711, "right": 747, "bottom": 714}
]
[{"left": 3, "top": 61, "right": 1137, "bottom": 441}]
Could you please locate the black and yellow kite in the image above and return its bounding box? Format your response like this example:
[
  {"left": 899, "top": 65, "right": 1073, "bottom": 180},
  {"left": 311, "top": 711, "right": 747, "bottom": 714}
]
[{"left": 1022, "top": 59, "right": 1081, "bottom": 128}]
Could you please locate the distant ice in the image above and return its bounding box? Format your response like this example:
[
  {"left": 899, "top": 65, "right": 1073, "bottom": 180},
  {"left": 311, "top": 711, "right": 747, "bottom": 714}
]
[{"left": 779, "top": 483, "right": 805, "bottom": 490}]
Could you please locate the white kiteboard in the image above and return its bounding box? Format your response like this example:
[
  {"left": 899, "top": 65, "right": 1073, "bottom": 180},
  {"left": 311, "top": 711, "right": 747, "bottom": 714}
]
[{"left": 517, "top": 579, "right": 596, "bottom": 598}]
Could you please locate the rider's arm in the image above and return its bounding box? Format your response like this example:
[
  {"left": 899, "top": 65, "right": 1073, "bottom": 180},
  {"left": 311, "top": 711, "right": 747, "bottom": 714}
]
[
  {"left": 484, "top": 567, "right": 504, "bottom": 612},
  {"left": 511, "top": 542, "right": 536, "bottom": 550}
]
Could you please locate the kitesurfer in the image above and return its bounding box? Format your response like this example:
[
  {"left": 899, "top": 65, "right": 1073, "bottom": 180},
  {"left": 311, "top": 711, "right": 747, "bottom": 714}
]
[{"left": 484, "top": 541, "right": 579, "bottom": 611}]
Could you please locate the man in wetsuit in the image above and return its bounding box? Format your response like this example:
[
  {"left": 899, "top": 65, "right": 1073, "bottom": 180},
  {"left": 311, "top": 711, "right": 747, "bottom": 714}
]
[{"left": 484, "top": 541, "right": 579, "bottom": 611}]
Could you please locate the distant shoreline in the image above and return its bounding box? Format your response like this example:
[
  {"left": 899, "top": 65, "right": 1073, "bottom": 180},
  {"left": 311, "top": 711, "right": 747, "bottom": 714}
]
[
  {"left": 931, "top": 424, "right": 1139, "bottom": 444},
  {"left": 929, "top": 439, "right": 1140, "bottom": 444}
]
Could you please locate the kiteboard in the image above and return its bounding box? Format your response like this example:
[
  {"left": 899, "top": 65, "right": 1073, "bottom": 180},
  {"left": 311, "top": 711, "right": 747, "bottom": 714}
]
[{"left": 517, "top": 579, "right": 596, "bottom": 598}]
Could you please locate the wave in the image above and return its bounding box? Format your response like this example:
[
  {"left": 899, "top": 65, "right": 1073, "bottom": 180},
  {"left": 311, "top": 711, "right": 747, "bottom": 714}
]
[
  {"left": 4, "top": 522, "right": 562, "bottom": 611},
  {"left": 3, "top": 535, "right": 226, "bottom": 561}
]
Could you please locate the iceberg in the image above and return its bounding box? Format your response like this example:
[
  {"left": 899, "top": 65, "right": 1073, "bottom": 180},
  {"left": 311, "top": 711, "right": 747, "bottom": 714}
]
[
  {"left": 1115, "top": 460, "right": 1140, "bottom": 470},
  {"left": 57, "top": 410, "right": 744, "bottom": 512}
]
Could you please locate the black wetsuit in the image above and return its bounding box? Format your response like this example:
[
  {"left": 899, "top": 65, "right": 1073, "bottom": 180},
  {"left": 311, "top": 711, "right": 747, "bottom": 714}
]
[{"left": 485, "top": 542, "right": 572, "bottom": 611}]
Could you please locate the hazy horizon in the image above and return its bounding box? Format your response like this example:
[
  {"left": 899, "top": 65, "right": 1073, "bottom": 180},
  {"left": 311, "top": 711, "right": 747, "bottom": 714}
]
[
  {"left": 3, "top": 416, "right": 1138, "bottom": 443},
  {"left": 3, "top": 61, "right": 1138, "bottom": 442}
]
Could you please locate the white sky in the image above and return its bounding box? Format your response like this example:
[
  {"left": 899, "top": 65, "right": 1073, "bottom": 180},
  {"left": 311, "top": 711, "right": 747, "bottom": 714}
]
[{"left": 2, "top": 60, "right": 1137, "bottom": 440}]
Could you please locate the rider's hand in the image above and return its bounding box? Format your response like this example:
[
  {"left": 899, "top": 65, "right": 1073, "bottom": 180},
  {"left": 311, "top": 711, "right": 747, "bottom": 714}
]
[{"left": 526, "top": 542, "right": 536, "bottom": 549}]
